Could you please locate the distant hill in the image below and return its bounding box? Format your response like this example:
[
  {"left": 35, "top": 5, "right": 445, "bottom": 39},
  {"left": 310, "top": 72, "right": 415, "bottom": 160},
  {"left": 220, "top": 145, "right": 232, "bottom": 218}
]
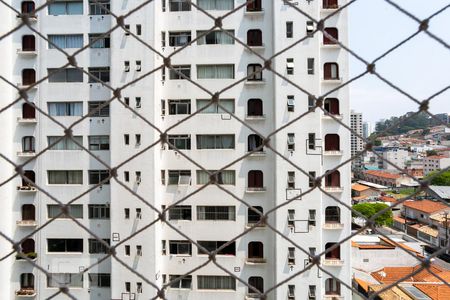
[{"left": 374, "top": 111, "right": 441, "bottom": 136}]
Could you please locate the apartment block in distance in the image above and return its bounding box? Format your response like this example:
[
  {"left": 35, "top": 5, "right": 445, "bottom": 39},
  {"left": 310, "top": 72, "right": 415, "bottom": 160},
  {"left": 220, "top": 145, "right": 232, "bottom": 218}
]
[{"left": 0, "top": 0, "right": 351, "bottom": 299}]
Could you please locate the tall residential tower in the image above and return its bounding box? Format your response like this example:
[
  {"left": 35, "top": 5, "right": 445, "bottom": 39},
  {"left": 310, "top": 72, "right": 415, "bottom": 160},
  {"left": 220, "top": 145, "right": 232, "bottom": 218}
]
[{"left": 0, "top": 0, "right": 351, "bottom": 299}]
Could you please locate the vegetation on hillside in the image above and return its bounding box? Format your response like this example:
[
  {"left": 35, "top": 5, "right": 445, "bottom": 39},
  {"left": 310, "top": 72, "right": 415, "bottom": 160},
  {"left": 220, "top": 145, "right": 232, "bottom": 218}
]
[
  {"left": 374, "top": 111, "right": 440, "bottom": 136},
  {"left": 352, "top": 203, "right": 393, "bottom": 227}
]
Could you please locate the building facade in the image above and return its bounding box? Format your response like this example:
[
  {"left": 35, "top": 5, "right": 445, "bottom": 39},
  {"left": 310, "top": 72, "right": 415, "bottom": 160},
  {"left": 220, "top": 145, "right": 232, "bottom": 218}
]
[
  {"left": 351, "top": 110, "right": 363, "bottom": 169},
  {"left": 0, "top": 0, "right": 351, "bottom": 299}
]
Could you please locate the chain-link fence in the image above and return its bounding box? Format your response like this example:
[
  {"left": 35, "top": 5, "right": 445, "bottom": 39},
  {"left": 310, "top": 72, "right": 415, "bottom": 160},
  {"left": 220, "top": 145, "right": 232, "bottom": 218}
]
[{"left": 0, "top": 0, "right": 449, "bottom": 299}]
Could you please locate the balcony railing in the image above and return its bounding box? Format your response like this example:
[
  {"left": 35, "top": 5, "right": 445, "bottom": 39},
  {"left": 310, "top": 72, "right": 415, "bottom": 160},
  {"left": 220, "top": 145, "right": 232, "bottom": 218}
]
[
  {"left": 322, "top": 258, "right": 344, "bottom": 266},
  {"left": 324, "top": 186, "right": 343, "bottom": 193},
  {"left": 246, "top": 257, "right": 267, "bottom": 264},
  {"left": 17, "top": 186, "right": 37, "bottom": 192},
  {"left": 17, "top": 117, "right": 37, "bottom": 124},
  {"left": 15, "top": 288, "right": 36, "bottom": 297},
  {"left": 16, "top": 220, "right": 37, "bottom": 227},
  {"left": 246, "top": 187, "right": 267, "bottom": 193},
  {"left": 323, "top": 222, "right": 343, "bottom": 230}
]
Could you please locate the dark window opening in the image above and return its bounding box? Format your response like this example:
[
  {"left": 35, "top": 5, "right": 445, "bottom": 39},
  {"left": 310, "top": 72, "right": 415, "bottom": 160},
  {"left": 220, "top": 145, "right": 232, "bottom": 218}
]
[
  {"left": 324, "top": 98, "right": 339, "bottom": 115},
  {"left": 22, "top": 69, "right": 36, "bottom": 85},
  {"left": 324, "top": 63, "right": 339, "bottom": 80},
  {"left": 325, "top": 170, "right": 340, "bottom": 187},
  {"left": 246, "top": 0, "right": 262, "bottom": 11},
  {"left": 21, "top": 1, "right": 35, "bottom": 14},
  {"left": 247, "top": 64, "right": 263, "bottom": 81},
  {"left": 247, "top": 98, "right": 263, "bottom": 116},
  {"left": 323, "top": 27, "right": 338, "bottom": 44},
  {"left": 248, "top": 134, "right": 264, "bottom": 152},
  {"left": 248, "top": 206, "right": 263, "bottom": 224},
  {"left": 247, "top": 29, "right": 262, "bottom": 46},
  {"left": 325, "top": 207, "right": 340, "bottom": 223},
  {"left": 248, "top": 276, "right": 264, "bottom": 294},
  {"left": 248, "top": 170, "right": 263, "bottom": 188},
  {"left": 22, "top": 35, "right": 35, "bottom": 51},
  {"left": 22, "top": 204, "right": 35, "bottom": 221},
  {"left": 325, "top": 134, "right": 340, "bottom": 151}
]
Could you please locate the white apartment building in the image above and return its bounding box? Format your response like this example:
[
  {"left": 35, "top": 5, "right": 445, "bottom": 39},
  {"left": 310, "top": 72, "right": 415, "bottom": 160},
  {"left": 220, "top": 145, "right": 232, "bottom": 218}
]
[
  {"left": 382, "top": 148, "right": 409, "bottom": 171},
  {"left": 0, "top": 0, "right": 351, "bottom": 299},
  {"left": 424, "top": 155, "right": 450, "bottom": 175},
  {"left": 350, "top": 110, "right": 363, "bottom": 169},
  {"left": 362, "top": 121, "right": 371, "bottom": 139}
]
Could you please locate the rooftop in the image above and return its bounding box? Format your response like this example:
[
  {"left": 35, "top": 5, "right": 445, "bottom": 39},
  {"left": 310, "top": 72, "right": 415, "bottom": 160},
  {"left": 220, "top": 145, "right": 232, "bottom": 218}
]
[
  {"left": 364, "top": 170, "right": 401, "bottom": 179},
  {"left": 352, "top": 183, "right": 372, "bottom": 192},
  {"left": 371, "top": 265, "right": 445, "bottom": 283},
  {"left": 428, "top": 185, "right": 450, "bottom": 200},
  {"left": 403, "top": 200, "right": 449, "bottom": 214},
  {"left": 426, "top": 155, "right": 449, "bottom": 160}
]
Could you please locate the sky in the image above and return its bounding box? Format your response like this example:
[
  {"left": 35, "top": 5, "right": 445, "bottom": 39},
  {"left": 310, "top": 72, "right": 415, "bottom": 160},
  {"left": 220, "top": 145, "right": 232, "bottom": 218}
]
[{"left": 348, "top": 0, "right": 450, "bottom": 125}]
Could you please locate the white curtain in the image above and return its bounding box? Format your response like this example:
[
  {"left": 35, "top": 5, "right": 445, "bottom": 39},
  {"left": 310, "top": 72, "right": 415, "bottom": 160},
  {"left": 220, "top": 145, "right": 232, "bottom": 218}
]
[
  {"left": 196, "top": 170, "right": 210, "bottom": 184},
  {"left": 197, "top": 0, "right": 233, "bottom": 10},
  {"left": 67, "top": 2, "right": 83, "bottom": 15},
  {"left": 66, "top": 35, "right": 83, "bottom": 48},
  {"left": 219, "top": 170, "right": 235, "bottom": 185},
  {"left": 197, "top": 65, "right": 234, "bottom": 79},
  {"left": 48, "top": 35, "right": 66, "bottom": 49},
  {"left": 219, "top": 135, "right": 234, "bottom": 148},
  {"left": 198, "top": 276, "right": 235, "bottom": 290},
  {"left": 68, "top": 102, "right": 83, "bottom": 116},
  {"left": 48, "top": 273, "right": 83, "bottom": 288},
  {"left": 48, "top": 3, "right": 66, "bottom": 15},
  {"left": 197, "top": 99, "right": 234, "bottom": 113},
  {"left": 48, "top": 136, "right": 82, "bottom": 150},
  {"left": 217, "top": 31, "right": 234, "bottom": 44}
]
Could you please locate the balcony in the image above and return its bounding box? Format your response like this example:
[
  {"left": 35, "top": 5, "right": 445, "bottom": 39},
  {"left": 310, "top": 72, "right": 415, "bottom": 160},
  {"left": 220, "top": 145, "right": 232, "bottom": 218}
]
[
  {"left": 245, "top": 294, "right": 262, "bottom": 300},
  {"left": 245, "top": 114, "right": 266, "bottom": 121},
  {"left": 323, "top": 150, "right": 343, "bottom": 156},
  {"left": 16, "top": 14, "right": 37, "bottom": 22},
  {"left": 15, "top": 252, "right": 37, "bottom": 262},
  {"left": 246, "top": 257, "right": 267, "bottom": 264},
  {"left": 15, "top": 288, "right": 36, "bottom": 297},
  {"left": 17, "top": 151, "right": 36, "bottom": 158},
  {"left": 247, "top": 151, "right": 266, "bottom": 158},
  {"left": 323, "top": 222, "right": 344, "bottom": 230},
  {"left": 322, "top": 77, "right": 342, "bottom": 84},
  {"left": 17, "top": 117, "right": 37, "bottom": 124},
  {"left": 322, "top": 258, "right": 344, "bottom": 266},
  {"left": 246, "top": 187, "right": 266, "bottom": 193},
  {"left": 245, "top": 79, "right": 266, "bottom": 86},
  {"left": 246, "top": 44, "right": 265, "bottom": 51},
  {"left": 323, "top": 186, "right": 343, "bottom": 193},
  {"left": 244, "top": 9, "right": 264, "bottom": 16},
  {"left": 17, "top": 186, "right": 37, "bottom": 193},
  {"left": 17, "top": 49, "right": 37, "bottom": 56},
  {"left": 16, "top": 220, "right": 37, "bottom": 227},
  {"left": 322, "top": 113, "right": 343, "bottom": 120}
]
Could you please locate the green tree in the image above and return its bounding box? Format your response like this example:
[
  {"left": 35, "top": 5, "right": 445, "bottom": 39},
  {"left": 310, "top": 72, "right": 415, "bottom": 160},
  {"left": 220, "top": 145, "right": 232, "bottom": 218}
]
[
  {"left": 426, "top": 150, "right": 438, "bottom": 156},
  {"left": 352, "top": 203, "right": 393, "bottom": 227},
  {"left": 427, "top": 170, "right": 450, "bottom": 186}
]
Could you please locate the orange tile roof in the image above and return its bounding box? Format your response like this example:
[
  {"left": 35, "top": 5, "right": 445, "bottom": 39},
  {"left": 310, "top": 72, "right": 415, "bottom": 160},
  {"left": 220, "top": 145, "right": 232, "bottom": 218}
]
[
  {"left": 352, "top": 183, "right": 371, "bottom": 192},
  {"left": 414, "top": 283, "right": 450, "bottom": 300},
  {"left": 371, "top": 265, "right": 445, "bottom": 284},
  {"left": 403, "top": 200, "right": 449, "bottom": 214},
  {"left": 380, "top": 196, "right": 397, "bottom": 203},
  {"left": 365, "top": 170, "right": 401, "bottom": 179},
  {"left": 354, "top": 278, "right": 370, "bottom": 292},
  {"left": 426, "top": 155, "right": 449, "bottom": 160},
  {"left": 393, "top": 216, "right": 407, "bottom": 224}
]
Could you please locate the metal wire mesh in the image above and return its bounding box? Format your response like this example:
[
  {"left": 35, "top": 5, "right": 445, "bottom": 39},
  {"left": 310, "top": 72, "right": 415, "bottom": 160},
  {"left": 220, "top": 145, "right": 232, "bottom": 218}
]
[{"left": 0, "top": 0, "right": 449, "bottom": 299}]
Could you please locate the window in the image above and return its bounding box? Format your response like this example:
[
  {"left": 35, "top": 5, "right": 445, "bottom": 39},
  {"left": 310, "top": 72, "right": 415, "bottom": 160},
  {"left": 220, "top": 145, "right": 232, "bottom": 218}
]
[
  {"left": 21, "top": 204, "right": 35, "bottom": 221},
  {"left": 168, "top": 100, "right": 191, "bottom": 115},
  {"left": 168, "top": 135, "right": 191, "bottom": 150},
  {"left": 248, "top": 277, "right": 264, "bottom": 294},
  {"left": 125, "top": 282, "right": 131, "bottom": 292},
  {"left": 287, "top": 133, "right": 295, "bottom": 151},
  {"left": 124, "top": 171, "right": 130, "bottom": 182},
  {"left": 168, "top": 206, "right": 192, "bottom": 220},
  {"left": 135, "top": 134, "right": 141, "bottom": 145},
  {"left": 161, "top": 31, "right": 166, "bottom": 47},
  {"left": 48, "top": 1, "right": 83, "bottom": 15},
  {"left": 136, "top": 245, "right": 142, "bottom": 256},
  {"left": 325, "top": 243, "right": 340, "bottom": 259},
  {"left": 48, "top": 34, "right": 83, "bottom": 49},
  {"left": 47, "top": 205, "right": 83, "bottom": 219},
  {"left": 248, "top": 242, "right": 264, "bottom": 259},
  {"left": 306, "top": 21, "right": 314, "bottom": 37},
  {"left": 323, "top": 27, "right": 338, "bottom": 44},
  {"left": 22, "top": 35, "right": 35, "bottom": 51},
  {"left": 124, "top": 134, "right": 130, "bottom": 145},
  {"left": 324, "top": 63, "right": 339, "bottom": 80},
  {"left": 88, "top": 273, "right": 110, "bottom": 287},
  {"left": 196, "top": 135, "right": 234, "bottom": 149},
  {"left": 89, "top": 33, "right": 110, "bottom": 48},
  {"left": 124, "top": 61, "right": 130, "bottom": 72},
  {"left": 308, "top": 133, "right": 316, "bottom": 150},
  {"left": 247, "top": 98, "right": 263, "bottom": 116},
  {"left": 288, "top": 285, "right": 296, "bottom": 299},
  {"left": 248, "top": 134, "right": 264, "bottom": 152},
  {"left": 197, "top": 99, "right": 234, "bottom": 114},
  {"left": 308, "top": 285, "right": 316, "bottom": 300},
  {"left": 308, "top": 171, "right": 316, "bottom": 187},
  {"left": 286, "top": 21, "right": 293, "bottom": 38},
  {"left": 168, "top": 170, "right": 191, "bottom": 185},
  {"left": 325, "top": 278, "right": 341, "bottom": 295},
  {"left": 124, "top": 97, "right": 130, "bottom": 106},
  {"left": 48, "top": 102, "right": 82, "bottom": 116},
  {"left": 248, "top": 206, "right": 263, "bottom": 224},
  {"left": 88, "top": 67, "right": 110, "bottom": 83},
  {"left": 88, "top": 205, "right": 110, "bottom": 219},
  {"left": 169, "top": 240, "right": 192, "bottom": 255},
  {"left": 169, "top": 65, "right": 191, "bottom": 79},
  {"left": 136, "top": 25, "right": 142, "bottom": 35},
  {"left": 124, "top": 208, "right": 130, "bottom": 219},
  {"left": 197, "top": 30, "right": 234, "bottom": 45},
  {"left": 89, "top": 0, "right": 110, "bottom": 15},
  {"left": 196, "top": 170, "right": 235, "bottom": 185},
  {"left": 325, "top": 134, "right": 340, "bottom": 151},
  {"left": 197, "top": 276, "right": 235, "bottom": 290},
  {"left": 325, "top": 170, "right": 340, "bottom": 187},
  {"left": 169, "top": 0, "right": 191, "bottom": 11},
  {"left": 48, "top": 170, "right": 83, "bottom": 184},
  {"left": 136, "top": 61, "right": 141, "bottom": 71},
  {"left": 197, "top": 206, "right": 235, "bottom": 220},
  {"left": 325, "top": 206, "right": 340, "bottom": 223},
  {"left": 22, "top": 103, "right": 35, "bottom": 119},
  {"left": 288, "top": 209, "right": 295, "bottom": 227},
  {"left": 307, "top": 58, "right": 314, "bottom": 75},
  {"left": 197, "top": 65, "right": 235, "bottom": 79},
  {"left": 47, "top": 273, "right": 83, "bottom": 288},
  {"left": 197, "top": 241, "right": 235, "bottom": 255},
  {"left": 248, "top": 170, "right": 264, "bottom": 188},
  {"left": 169, "top": 31, "right": 191, "bottom": 47},
  {"left": 288, "top": 247, "right": 295, "bottom": 264},
  {"left": 287, "top": 171, "right": 295, "bottom": 189},
  {"left": 48, "top": 68, "right": 83, "bottom": 82},
  {"left": 287, "top": 58, "right": 294, "bottom": 75},
  {"left": 88, "top": 170, "right": 110, "bottom": 185},
  {"left": 21, "top": 1, "right": 35, "bottom": 14},
  {"left": 48, "top": 239, "right": 83, "bottom": 252},
  {"left": 135, "top": 97, "right": 141, "bottom": 108},
  {"left": 287, "top": 95, "right": 295, "bottom": 112},
  {"left": 22, "top": 69, "right": 35, "bottom": 85},
  {"left": 308, "top": 210, "right": 316, "bottom": 226},
  {"left": 246, "top": 0, "right": 262, "bottom": 12},
  {"left": 48, "top": 136, "right": 82, "bottom": 150},
  {"left": 169, "top": 275, "right": 192, "bottom": 289},
  {"left": 324, "top": 98, "right": 339, "bottom": 115},
  {"left": 323, "top": 0, "right": 338, "bottom": 9},
  {"left": 247, "top": 29, "right": 262, "bottom": 46},
  {"left": 137, "top": 282, "right": 142, "bottom": 293},
  {"left": 88, "top": 101, "right": 110, "bottom": 117},
  {"left": 247, "top": 64, "right": 263, "bottom": 81},
  {"left": 197, "top": 0, "right": 234, "bottom": 10},
  {"left": 22, "top": 136, "right": 35, "bottom": 152},
  {"left": 124, "top": 25, "right": 130, "bottom": 35},
  {"left": 88, "top": 239, "right": 110, "bottom": 254}
]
